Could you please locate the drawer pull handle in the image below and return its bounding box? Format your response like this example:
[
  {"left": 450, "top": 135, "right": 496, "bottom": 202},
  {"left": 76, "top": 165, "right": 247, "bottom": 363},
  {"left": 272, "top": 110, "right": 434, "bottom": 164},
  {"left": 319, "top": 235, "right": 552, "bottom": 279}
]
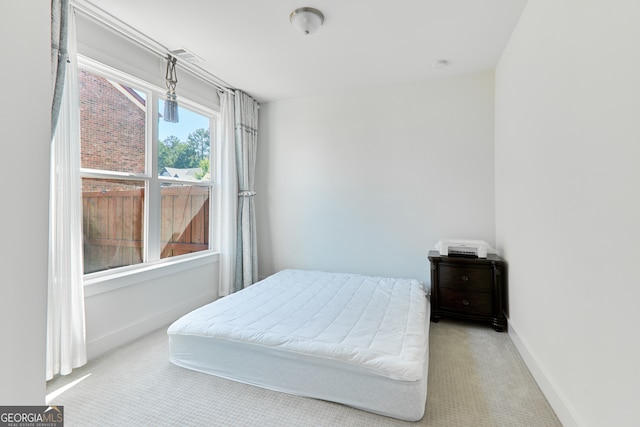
[
  {"left": 461, "top": 275, "right": 469, "bottom": 281},
  {"left": 462, "top": 299, "right": 470, "bottom": 306}
]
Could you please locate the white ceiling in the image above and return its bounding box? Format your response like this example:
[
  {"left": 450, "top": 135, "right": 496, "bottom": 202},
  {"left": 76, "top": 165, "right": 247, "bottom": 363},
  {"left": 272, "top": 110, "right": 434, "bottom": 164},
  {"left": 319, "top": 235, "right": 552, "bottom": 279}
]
[{"left": 82, "top": 0, "right": 527, "bottom": 103}]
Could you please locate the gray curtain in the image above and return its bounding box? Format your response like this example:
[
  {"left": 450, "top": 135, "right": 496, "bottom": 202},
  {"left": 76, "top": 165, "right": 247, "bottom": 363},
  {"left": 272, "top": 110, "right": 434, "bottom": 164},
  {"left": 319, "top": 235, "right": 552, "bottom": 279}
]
[
  {"left": 218, "top": 90, "right": 237, "bottom": 297},
  {"left": 234, "top": 91, "right": 259, "bottom": 291},
  {"left": 51, "top": 0, "right": 70, "bottom": 140}
]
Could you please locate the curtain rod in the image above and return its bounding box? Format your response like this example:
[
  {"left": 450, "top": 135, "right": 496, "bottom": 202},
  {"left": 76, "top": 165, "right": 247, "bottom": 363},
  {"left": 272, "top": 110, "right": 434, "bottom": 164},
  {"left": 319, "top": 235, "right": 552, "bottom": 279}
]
[{"left": 71, "top": 0, "right": 236, "bottom": 96}]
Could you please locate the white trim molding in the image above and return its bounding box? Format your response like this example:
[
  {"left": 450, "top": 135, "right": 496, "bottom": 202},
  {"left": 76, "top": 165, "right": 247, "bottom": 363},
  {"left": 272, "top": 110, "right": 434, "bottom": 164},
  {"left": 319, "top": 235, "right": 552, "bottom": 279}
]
[{"left": 508, "top": 318, "right": 585, "bottom": 427}]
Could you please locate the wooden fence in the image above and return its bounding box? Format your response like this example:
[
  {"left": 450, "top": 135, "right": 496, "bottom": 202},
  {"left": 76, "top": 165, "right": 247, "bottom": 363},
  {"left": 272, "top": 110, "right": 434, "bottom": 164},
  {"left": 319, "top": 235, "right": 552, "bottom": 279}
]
[{"left": 83, "top": 185, "right": 209, "bottom": 274}]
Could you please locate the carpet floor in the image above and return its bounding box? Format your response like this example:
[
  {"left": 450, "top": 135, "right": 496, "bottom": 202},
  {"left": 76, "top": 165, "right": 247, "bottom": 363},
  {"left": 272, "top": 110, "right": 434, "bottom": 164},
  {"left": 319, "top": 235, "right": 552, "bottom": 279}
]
[{"left": 47, "top": 319, "right": 562, "bottom": 426}]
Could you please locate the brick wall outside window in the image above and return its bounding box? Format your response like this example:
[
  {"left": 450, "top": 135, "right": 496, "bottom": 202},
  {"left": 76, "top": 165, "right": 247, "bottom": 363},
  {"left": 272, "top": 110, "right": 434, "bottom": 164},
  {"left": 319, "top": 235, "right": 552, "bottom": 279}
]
[{"left": 79, "top": 69, "right": 146, "bottom": 191}]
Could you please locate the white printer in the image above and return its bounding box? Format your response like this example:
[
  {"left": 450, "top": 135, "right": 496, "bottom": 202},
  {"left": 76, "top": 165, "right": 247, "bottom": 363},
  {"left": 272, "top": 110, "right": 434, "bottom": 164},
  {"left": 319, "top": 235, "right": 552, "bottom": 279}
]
[{"left": 434, "top": 239, "right": 495, "bottom": 258}]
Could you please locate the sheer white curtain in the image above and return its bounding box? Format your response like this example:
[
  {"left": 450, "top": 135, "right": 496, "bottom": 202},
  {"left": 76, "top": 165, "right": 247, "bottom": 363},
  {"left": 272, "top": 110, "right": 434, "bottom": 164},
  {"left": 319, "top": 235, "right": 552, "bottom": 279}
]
[
  {"left": 47, "top": 8, "right": 87, "bottom": 381},
  {"left": 234, "top": 91, "right": 259, "bottom": 291},
  {"left": 218, "top": 91, "right": 237, "bottom": 297}
]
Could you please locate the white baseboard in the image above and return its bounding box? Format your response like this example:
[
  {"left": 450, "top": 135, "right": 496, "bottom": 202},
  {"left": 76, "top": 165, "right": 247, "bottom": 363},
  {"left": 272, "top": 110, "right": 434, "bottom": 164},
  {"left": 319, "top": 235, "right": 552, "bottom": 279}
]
[
  {"left": 86, "top": 293, "right": 215, "bottom": 360},
  {"left": 508, "top": 319, "right": 584, "bottom": 427}
]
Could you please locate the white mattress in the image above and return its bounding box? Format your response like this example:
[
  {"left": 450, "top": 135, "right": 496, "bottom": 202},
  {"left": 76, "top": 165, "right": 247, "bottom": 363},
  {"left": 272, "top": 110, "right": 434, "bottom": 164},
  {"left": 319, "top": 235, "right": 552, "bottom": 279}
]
[{"left": 168, "top": 269, "right": 430, "bottom": 421}]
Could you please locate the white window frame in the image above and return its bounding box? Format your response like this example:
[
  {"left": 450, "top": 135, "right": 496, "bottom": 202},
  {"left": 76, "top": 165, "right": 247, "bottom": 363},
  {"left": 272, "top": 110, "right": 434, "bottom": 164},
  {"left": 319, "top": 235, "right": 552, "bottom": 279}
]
[{"left": 78, "top": 55, "right": 220, "bottom": 289}]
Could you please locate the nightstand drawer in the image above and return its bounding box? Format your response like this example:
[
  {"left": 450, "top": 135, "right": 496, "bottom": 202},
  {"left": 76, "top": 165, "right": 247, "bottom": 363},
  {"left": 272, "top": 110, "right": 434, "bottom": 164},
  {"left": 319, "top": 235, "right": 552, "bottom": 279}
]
[
  {"left": 439, "top": 289, "right": 492, "bottom": 316},
  {"left": 439, "top": 264, "right": 492, "bottom": 291}
]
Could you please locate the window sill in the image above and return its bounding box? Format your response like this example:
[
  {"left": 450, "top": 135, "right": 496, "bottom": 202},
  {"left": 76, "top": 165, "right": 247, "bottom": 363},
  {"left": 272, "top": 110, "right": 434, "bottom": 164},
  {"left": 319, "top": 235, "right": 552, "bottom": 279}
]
[{"left": 83, "top": 251, "right": 220, "bottom": 297}]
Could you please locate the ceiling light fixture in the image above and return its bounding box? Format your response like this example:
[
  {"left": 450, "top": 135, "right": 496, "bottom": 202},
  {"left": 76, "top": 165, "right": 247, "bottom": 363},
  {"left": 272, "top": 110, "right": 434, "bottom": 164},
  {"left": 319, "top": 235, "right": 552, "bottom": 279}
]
[
  {"left": 289, "top": 7, "right": 324, "bottom": 35},
  {"left": 432, "top": 60, "right": 450, "bottom": 69}
]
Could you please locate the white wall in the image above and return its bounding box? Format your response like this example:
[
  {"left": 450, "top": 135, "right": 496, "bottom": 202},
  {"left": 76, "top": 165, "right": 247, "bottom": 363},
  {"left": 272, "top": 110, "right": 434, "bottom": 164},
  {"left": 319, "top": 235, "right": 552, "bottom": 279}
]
[
  {"left": 0, "top": 2, "right": 49, "bottom": 404},
  {"left": 257, "top": 72, "right": 496, "bottom": 282},
  {"left": 84, "top": 259, "right": 218, "bottom": 358},
  {"left": 495, "top": 1, "right": 640, "bottom": 426}
]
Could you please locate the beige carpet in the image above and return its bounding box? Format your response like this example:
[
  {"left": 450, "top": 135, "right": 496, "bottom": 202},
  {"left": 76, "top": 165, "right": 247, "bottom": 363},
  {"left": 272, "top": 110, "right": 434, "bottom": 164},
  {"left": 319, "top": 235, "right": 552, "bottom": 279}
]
[{"left": 47, "top": 320, "right": 561, "bottom": 426}]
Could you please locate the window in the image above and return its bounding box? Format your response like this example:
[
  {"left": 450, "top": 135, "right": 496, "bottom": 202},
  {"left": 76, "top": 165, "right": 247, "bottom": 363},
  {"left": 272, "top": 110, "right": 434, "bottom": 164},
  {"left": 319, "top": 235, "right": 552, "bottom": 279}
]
[
  {"left": 158, "top": 101, "right": 211, "bottom": 260},
  {"left": 78, "top": 60, "right": 216, "bottom": 275}
]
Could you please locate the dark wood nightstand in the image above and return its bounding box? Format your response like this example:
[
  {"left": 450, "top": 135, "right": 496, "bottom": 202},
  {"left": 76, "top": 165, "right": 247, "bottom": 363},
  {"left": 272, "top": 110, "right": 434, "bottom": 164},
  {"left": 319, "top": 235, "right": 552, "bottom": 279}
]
[{"left": 428, "top": 250, "right": 507, "bottom": 332}]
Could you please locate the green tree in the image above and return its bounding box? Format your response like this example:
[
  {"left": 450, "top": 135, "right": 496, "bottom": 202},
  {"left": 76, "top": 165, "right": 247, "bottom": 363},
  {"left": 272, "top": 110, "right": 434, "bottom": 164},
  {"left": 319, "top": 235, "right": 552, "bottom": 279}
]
[
  {"left": 187, "top": 128, "right": 210, "bottom": 165},
  {"left": 158, "top": 136, "right": 180, "bottom": 170},
  {"left": 163, "top": 135, "right": 181, "bottom": 148},
  {"left": 173, "top": 143, "right": 193, "bottom": 169},
  {"left": 158, "top": 128, "right": 210, "bottom": 174},
  {"left": 194, "top": 158, "right": 210, "bottom": 180}
]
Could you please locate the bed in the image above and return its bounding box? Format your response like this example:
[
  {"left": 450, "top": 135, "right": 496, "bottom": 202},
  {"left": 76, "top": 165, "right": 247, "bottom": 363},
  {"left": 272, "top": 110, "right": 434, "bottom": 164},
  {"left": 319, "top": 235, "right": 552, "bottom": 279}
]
[{"left": 167, "top": 269, "right": 430, "bottom": 421}]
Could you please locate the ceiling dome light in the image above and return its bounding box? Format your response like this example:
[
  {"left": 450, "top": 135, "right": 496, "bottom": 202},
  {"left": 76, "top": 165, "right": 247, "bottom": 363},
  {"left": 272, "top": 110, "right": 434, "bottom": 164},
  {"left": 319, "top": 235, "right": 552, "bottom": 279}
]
[
  {"left": 433, "top": 60, "right": 450, "bottom": 69},
  {"left": 289, "top": 7, "right": 324, "bottom": 35}
]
